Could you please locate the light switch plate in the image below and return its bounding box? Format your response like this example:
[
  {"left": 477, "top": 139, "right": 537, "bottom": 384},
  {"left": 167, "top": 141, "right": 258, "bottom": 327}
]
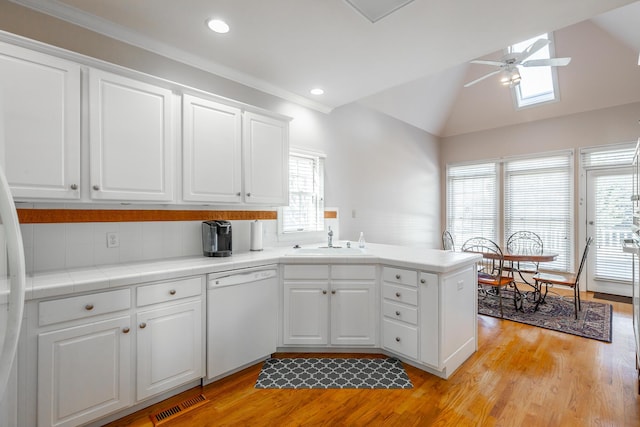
[{"left": 107, "top": 232, "right": 120, "bottom": 248}]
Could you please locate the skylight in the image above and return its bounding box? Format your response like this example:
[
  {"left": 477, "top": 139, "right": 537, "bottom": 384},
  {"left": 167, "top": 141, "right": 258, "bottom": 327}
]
[{"left": 509, "top": 33, "right": 559, "bottom": 109}]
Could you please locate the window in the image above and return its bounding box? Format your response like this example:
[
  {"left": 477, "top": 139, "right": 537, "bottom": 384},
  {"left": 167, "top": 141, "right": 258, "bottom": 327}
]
[
  {"left": 279, "top": 150, "right": 325, "bottom": 233},
  {"left": 509, "top": 33, "right": 559, "bottom": 109},
  {"left": 446, "top": 162, "right": 498, "bottom": 248},
  {"left": 446, "top": 151, "right": 574, "bottom": 273},
  {"left": 504, "top": 153, "right": 574, "bottom": 272}
]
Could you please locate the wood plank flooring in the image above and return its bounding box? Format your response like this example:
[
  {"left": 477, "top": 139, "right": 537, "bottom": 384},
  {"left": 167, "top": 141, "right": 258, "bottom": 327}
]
[{"left": 105, "top": 292, "right": 640, "bottom": 427}]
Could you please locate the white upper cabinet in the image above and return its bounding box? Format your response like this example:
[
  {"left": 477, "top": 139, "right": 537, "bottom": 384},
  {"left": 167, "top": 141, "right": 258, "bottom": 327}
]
[
  {"left": 182, "top": 95, "right": 242, "bottom": 203},
  {"left": 89, "top": 69, "right": 175, "bottom": 202},
  {"left": 242, "top": 111, "right": 289, "bottom": 205},
  {"left": 0, "top": 42, "right": 81, "bottom": 199}
]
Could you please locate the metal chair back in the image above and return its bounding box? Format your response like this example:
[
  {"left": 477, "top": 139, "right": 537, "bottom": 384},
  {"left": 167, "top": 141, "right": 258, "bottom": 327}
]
[
  {"left": 506, "top": 231, "right": 543, "bottom": 273},
  {"left": 462, "top": 237, "right": 504, "bottom": 281},
  {"left": 442, "top": 230, "right": 455, "bottom": 251}
]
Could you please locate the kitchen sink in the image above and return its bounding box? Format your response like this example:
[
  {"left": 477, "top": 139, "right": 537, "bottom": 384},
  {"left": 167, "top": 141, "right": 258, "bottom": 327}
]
[{"left": 285, "top": 246, "right": 371, "bottom": 256}]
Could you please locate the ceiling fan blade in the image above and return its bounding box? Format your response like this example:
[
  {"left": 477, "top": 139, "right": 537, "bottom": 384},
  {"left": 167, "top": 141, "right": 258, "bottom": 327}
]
[
  {"left": 518, "top": 38, "right": 551, "bottom": 62},
  {"left": 470, "top": 59, "right": 504, "bottom": 67},
  {"left": 464, "top": 69, "right": 502, "bottom": 87},
  {"left": 522, "top": 57, "right": 572, "bottom": 67}
]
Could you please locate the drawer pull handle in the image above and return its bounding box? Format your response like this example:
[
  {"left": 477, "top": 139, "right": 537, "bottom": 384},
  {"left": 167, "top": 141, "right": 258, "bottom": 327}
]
[
  {"left": 395, "top": 274, "right": 401, "bottom": 280},
  {"left": 85, "top": 304, "right": 94, "bottom": 311},
  {"left": 322, "top": 290, "right": 327, "bottom": 294},
  {"left": 395, "top": 311, "right": 401, "bottom": 316},
  {"left": 420, "top": 278, "right": 426, "bottom": 284},
  {"left": 139, "top": 322, "right": 147, "bottom": 329},
  {"left": 122, "top": 327, "right": 130, "bottom": 334},
  {"left": 169, "top": 289, "right": 176, "bottom": 295},
  {"left": 395, "top": 292, "right": 401, "bottom": 298},
  {"left": 395, "top": 337, "right": 401, "bottom": 342}
]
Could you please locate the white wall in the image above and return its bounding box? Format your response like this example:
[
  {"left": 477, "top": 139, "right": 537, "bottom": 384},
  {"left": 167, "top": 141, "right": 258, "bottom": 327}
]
[{"left": 0, "top": 2, "right": 441, "bottom": 272}]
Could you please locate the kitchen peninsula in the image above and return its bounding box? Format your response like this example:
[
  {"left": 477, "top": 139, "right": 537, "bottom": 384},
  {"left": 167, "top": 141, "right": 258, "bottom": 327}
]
[{"left": 18, "top": 243, "right": 480, "bottom": 427}]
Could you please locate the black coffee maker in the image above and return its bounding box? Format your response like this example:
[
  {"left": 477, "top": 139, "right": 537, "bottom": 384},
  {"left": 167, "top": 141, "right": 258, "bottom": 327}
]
[{"left": 202, "top": 220, "right": 232, "bottom": 257}]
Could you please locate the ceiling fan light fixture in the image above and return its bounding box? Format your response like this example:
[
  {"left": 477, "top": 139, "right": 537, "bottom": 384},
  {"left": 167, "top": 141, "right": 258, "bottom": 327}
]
[{"left": 501, "top": 68, "right": 521, "bottom": 87}]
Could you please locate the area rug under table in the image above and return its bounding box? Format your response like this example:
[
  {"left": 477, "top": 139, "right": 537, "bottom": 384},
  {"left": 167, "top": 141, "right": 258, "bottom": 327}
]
[
  {"left": 478, "top": 289, "right": 612, "bottom": 343},
  {"left": 255, "top": 357, "right": 413, "bottom": 389}
]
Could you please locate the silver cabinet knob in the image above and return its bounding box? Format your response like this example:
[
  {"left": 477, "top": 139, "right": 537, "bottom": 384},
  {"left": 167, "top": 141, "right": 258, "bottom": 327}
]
[
  {"left": 395, "top": 274, "right": 401, "bottom": 280},
  {"left": 169, "top": 289, "right": 176, "bottom": 295},
  {"left": 395, "top": 337, "right": 401, "bottom": 342},
  {"left": 139, "top": 322, "right": 147, "bottom": 329},
  {"left": 395, "top": 292, "right": 401, "bottom": 298},
  {"left": 122, "top": 327, "right": 130, "bottom": 334},
  {"left": 236, "top": 192, "right": 241, "bottom": 196},
  {"left": 322, "top": 290, "right": 327, "bottom": 295},
  {"left": 92, "top": 185, "right": 100, "bottom": 191},
  {"left": 246, "top": 192, "right": 251, "bottom": 197},
  {"left": 420, "top": 279, "right": 426, "bottom": 284},
  {"left": 70, "top": 184, "right": 78, "bottom": 190},
  {"left": 85, "top": 304, "right": 94, "bottom": 311},
  {"left": 395, "top": 311, "right": 401, "bottom": 316},
  {"left": 331, "top": 290, "right": 336, "bottom": 295}
]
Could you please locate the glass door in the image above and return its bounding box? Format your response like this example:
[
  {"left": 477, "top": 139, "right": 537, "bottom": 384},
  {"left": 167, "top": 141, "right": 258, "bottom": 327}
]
[{"left": 585, "top": 167, "right": 634, "bottom": 296}]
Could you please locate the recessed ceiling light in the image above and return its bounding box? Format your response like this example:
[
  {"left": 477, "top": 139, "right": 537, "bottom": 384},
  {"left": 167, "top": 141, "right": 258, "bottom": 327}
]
[
  {"left": 207, "top": 18, "right": 229, "bottom": 34},
  {"left": 310, "top": 88, "right": 324, "bottom": 95}
]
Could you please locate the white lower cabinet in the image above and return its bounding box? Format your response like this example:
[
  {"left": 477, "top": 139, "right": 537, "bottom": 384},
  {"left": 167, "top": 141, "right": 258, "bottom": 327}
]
[
  {"left": 135, "top": 276, "right": 204, "bottom": 401},
  {"left": 36, "top": 290, "right": 132, "bottom": 427},
  {"left": 33, "top": 277, "right": 204, "bottom": 427},
  {"left": 381, "top": 266, "right": 419, "bottom": 360},
  {"left": 282, "top": 264, "right": 377, "bottom": 347}
]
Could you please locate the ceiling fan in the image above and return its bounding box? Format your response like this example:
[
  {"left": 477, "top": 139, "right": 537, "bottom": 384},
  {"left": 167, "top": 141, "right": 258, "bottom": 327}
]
[{"left": 464, "top": 38, "right": 571, "bottom": 88}]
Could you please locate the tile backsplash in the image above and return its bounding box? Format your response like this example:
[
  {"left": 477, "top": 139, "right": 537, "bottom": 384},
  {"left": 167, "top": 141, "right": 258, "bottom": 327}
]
[{"left": 21, "top": 216, "right": 339, "bottom": 273}]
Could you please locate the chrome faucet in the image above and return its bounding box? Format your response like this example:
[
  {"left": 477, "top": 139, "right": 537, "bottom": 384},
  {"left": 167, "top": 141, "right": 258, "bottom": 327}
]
[{"left": 327, "top": 226, "right": 333, "bottom": 247}]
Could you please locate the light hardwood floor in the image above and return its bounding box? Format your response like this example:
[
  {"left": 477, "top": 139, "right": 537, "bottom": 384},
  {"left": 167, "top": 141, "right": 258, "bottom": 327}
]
[{"left": 106, "top": 292, "right": 640, "bottom": 427}]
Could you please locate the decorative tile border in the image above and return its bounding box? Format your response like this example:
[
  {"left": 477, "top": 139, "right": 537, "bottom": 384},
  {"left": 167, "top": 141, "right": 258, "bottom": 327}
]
[{"left": 17, "top": 208, "right": 338, "bottom": 223}]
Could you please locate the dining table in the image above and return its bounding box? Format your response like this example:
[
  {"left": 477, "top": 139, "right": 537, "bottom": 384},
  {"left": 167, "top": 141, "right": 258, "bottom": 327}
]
[{"left": 478, "top": 249, "right": 559, "bottom": 312}]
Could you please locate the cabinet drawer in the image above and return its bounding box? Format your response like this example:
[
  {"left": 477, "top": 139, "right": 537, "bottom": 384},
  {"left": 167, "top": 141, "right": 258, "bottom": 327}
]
[
  {"left": 283, "top": 264, "right": 329, "bottom": 280},
  {"left": 331, "top": 265, "right": 376, "bottom": 280},
  {"left": 383, "top": 319, "right": 418, "bottom": 360},
  {"left": 39, "top": 289, "right": 131, "bottom": 326},
  {"left": 383, "top": 283, "right": 418, "bottom": 306},
  {"left": 137, "top": 276, "right": 202, "bottom": 307},
  {"left": 383, "top": 300, "right": 418, "bottom": 325},
  {"left": 383, "top": 267, "right": 417, "bottom": 287}
]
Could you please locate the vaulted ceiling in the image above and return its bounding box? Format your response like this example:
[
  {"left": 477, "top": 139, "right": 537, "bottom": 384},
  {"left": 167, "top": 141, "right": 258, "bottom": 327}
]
[{"left": 11, "top": 0, "right": 640, "bottom": 137}]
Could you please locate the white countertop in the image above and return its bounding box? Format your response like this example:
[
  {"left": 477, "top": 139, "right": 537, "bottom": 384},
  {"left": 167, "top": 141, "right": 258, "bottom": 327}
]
[{"left": 25, "top": 243, "right": 481, "bottom": 300}]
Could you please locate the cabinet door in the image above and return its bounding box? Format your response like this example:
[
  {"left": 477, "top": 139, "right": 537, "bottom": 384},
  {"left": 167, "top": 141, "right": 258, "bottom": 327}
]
[
  {"left": 419, "top": 272, "right": 439, "bottom": 367},
  {"left": 182, "top": 95, "right": 242, "bottom": 203},
  {"left": 89, "top": 69, "right": 175, "bottom": 202},
  {"left": 0, "top": 42, "right": 80, "bottom": 199},
  {"left": 136, "top": 300, "right": 203, "bottom": 401},
  {"left": 242, "top": 112, "right": 289, "bottom": 205},
  {"left": 331, "top": 282, "right": 376, "bottom": 345},
  {"left": 282, "top": 282, "right": 329, "bottom": 345},
  {"left": 37, "top": 316, "right": 132, "bottom": 427}
]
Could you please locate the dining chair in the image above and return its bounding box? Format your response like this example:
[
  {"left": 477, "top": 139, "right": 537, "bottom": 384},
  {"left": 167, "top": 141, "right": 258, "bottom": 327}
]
[
  {"left": 532, "top": 237, "right": 593, "bottom": 319},
  {"left": 442, "top": 230, "right": 455, "bottom": 251},
  {"left": 462, "top": 237, "right": 519, "bottom": 317},
  {"left": 505, "top": 231, "right": 544, "bottom": 285}
]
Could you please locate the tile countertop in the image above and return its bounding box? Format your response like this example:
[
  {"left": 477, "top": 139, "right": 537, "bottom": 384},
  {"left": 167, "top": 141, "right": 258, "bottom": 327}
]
[{"left": 25, "top": 243, "right": 481, "bottom": 301}]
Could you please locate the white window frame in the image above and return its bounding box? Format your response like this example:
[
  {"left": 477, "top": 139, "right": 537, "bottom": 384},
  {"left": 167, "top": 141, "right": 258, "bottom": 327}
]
[
  {"left": 446, "top": 150, "right": 574, "bottom": 273},
  {"left": 509, "top": 32, "right": 561, "bottom": 110},
  {"left": 277, "top": 148, "right": 326, "bottom": 241}
]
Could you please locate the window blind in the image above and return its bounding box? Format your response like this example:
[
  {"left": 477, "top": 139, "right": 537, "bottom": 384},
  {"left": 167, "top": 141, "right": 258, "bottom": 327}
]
[
  {"left": 446, "top": 162, "right": 498, "bottom": 248},
  {"left": 504, "top": 153, "right": 573, "bottom": 272},
  {"left": 281, "top": 153, "right": 324, "bottom": 233},
  {"left": 581, "top": 142, "right": 636, "bottom": 168}
]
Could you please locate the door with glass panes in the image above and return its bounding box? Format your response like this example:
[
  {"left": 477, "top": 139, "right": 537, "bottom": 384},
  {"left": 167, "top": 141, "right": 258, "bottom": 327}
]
[{"left": 585, "top": 167, "right": 633, "bottom": 296}]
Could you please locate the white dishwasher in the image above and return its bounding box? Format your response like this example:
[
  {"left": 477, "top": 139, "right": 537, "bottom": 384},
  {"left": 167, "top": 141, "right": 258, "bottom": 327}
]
[{"left": 207, "top": 265, "right": 278, "bottom": 380}]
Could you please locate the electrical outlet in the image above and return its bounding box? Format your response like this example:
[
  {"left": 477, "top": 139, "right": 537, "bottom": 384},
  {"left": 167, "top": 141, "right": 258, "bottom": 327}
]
[{"left": 106, "top": 232, "right": 120, "bottom": 248}]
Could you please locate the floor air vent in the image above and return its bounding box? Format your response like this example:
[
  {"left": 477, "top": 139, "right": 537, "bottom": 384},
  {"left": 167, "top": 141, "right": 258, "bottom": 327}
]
[{"left": 150, "top": 394, "right": 209, "bottom": 425}]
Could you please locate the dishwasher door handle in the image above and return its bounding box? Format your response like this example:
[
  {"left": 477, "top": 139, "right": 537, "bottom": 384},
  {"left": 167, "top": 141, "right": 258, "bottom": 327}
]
[{"left": 209, "top": 269, "right": 277, "bottom": 287}]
